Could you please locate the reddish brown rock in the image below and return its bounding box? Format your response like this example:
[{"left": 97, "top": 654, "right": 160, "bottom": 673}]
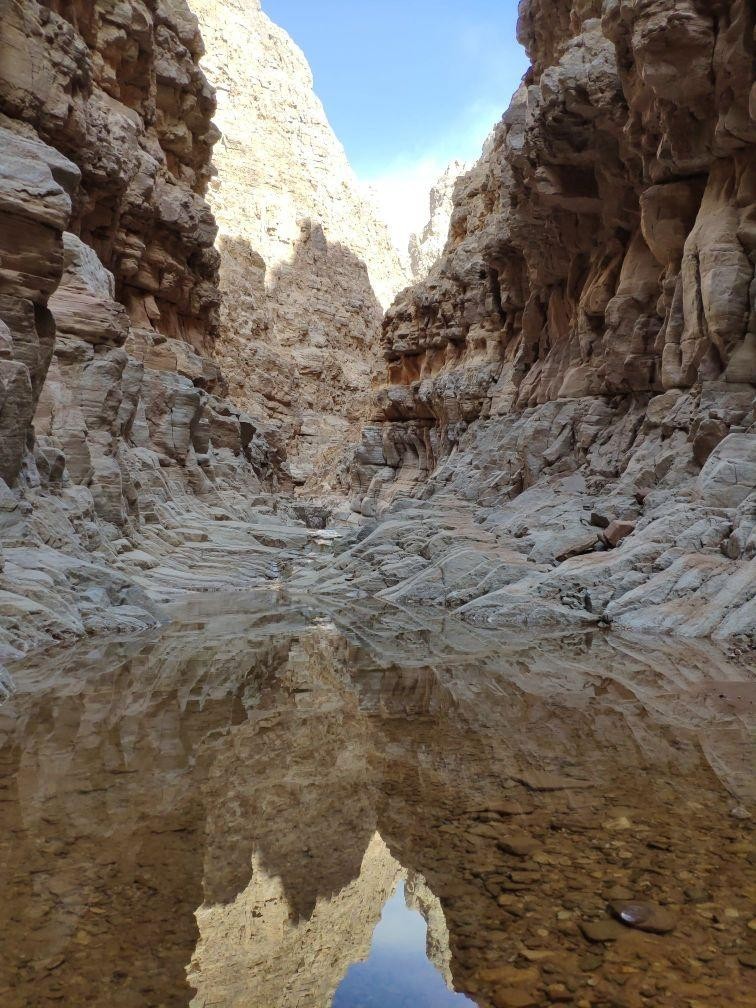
[{"left": 604, "top": 520, "right": 636, "bottom": 548}]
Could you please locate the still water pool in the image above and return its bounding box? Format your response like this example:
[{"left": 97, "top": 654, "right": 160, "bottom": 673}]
[
  {"left": 0, "top": 597, "right": 753, "bottom": 1007},
  {"left": 333, "top": 880, "right": 474, "bottom": 1007}
]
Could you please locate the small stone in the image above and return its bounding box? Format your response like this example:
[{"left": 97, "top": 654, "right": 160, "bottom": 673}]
[
  {"left": 498, "top": 833, "right": 542, "bottom": 857},
  {"left": 520, "top": 949, "right": 553, "bottom": 962},
  {"left": 546, "top": 983, "right": 572, "bottom": 1003},
  {"left": 606, "top": 886, "right": 635, "bottom": 902},
  {"left": 684, "top": 887, "right": 710, "bottom": 903},
  {"left": 580, "top": 919, "right": 625, "bottom": 943},
  {"left": 590, "top": 512, "right": 611, "bottom": 529},
  {"left": 738, "top": 951, "right": 756, "bottom": 969},
  {"left": 730, "top": 806, "right": 751, "bottom": 820},
  {"left": 611, "top": 901, "right": 676, "bottom": 935},
  {"left": 580, "top": 954, "right": 604, "bottom": 971},
  {"left": 604, "top": 520, "right": 636, "bottom": 547}
]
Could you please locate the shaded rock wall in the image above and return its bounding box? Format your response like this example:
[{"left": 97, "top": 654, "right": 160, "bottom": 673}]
[
  {"left": 346, "top": 0, "right": 755, "bottom": 639},
  {"left": 191, "top": 0, "right": 410, "bottom": 484},
  {"left": 0, "top": 0, "right": 278, "bottom": 532},
  {"left": 0, "top": 127, "right": 79, "bottom": 487}
]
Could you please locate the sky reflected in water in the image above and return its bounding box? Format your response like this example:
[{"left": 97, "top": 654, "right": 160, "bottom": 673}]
[{"left": 332, "top": 881, "right": 476, "bottom": 1008}]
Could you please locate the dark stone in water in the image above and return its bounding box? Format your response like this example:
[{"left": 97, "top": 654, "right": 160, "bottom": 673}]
[{"left": 611, "top": 901, "right": 676, "bottom": 934}]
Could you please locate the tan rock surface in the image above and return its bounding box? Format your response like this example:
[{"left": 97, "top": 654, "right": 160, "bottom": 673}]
[
  {"left": 346, "top": 0, "right": 756, "bottom": 641},
  {"left": 0, "top": 0, "right": 288, "bottom": 652},
  {"left": 409, "top": 159, "right": 471, "bottom": 281},
  {"left": 0, "top": 0, "right": 753, "bottom": 652},
  {"left": 190, "top": 0, "right": 410, "bottom": 483}
]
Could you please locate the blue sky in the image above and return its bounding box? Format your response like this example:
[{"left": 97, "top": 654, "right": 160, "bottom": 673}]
[{"left": 262, "top": 0, "right": 528, "bottom": 247}]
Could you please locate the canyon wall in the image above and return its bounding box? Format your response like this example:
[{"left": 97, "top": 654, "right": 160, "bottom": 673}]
[
  {"left": 0, "top": 0, "right": 279, "bottom": 514},
  {"left": 408, "top": 159, "right": 471, "bottom": 281},
  {"left": 191, "top": 0, "right": 409, "bottom": 484},
  {"left": 345, "top": 0, "right": 755, "bottom": 639},
  {"left": 0, "top": 0, "right": 287, "bottom": 654}
]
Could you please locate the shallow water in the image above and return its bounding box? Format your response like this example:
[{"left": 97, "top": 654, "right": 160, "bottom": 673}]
[
  {"left": 333, "top": 880, "right": 475, "bottom": 1007},
  {"left": 0, "top": 596, "right": 754, "bottom": 1007}
]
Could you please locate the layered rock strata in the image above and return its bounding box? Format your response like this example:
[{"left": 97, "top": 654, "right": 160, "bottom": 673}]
[
  {"left": 348, "top": 0, "right": 756, "bottom": 640},
  {"left": 0, "top": 0, "right": 286, "bottom": 653},
  {"left": 191, "top": 0, "right": 410, "bottom": 484}
]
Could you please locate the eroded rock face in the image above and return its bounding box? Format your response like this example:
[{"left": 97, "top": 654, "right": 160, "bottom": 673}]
[
  {"left": 347, "top": 0, "right": 755, "bottom": 640},
  {"left": 0, "top": 128, "right": 79, "bottom": 487},
  {"left": 408, "top": 160, "right": 471, "bottom": 281},
  {"left": 0, "top": 0, "right": 221, "bottom": 350},
  {"left": 190, "top": 0, "right": 410, "bottom": 484},
  {"left": 0, "top": 0, "right": 288, "bottom": 648}
]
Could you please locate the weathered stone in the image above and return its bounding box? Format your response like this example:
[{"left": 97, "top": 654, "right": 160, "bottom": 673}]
[
  {"left": 191, "top": 0, "right": 409, "bottom": 483},
  {"left": 604, "top": 520, "right": 636, "bottom": 548},
  {"left": 580, "top": 919, "right": 625, "bottom": 944},
  {"left": 611, "top": 901, "right": 677, "bottom": 935}
]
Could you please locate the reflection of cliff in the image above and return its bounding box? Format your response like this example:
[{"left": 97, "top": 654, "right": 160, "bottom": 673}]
[
  {"left": 193, "top": 834, "right": 400, "bottom": 1008},
  {"left": 405, "top": 870, "right": 455, "bottom": 988},
  {"left": 0, "top": 605, "right": 753, "bottom": 1008}
]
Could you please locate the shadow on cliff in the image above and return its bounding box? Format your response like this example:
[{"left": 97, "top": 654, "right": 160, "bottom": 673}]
[{"left": 213, "top": 221, "right": 385, "bottom": 469}]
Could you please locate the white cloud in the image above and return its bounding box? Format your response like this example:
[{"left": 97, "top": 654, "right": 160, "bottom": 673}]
[
  {"left": 361, "top": 157, "right": 446, "bottom": 253},
  {"left": 360, "top": 102, "right": 500, "bottom": 254}
]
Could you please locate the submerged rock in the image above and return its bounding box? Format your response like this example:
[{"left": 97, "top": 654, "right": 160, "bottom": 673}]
[{"left": 611, "top": 901, "right": 677, "bottom": 935}]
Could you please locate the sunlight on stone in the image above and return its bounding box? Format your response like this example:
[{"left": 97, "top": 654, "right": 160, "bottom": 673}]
[{"left": 191, "top": 834, "right": 401, "bottom": 1006}]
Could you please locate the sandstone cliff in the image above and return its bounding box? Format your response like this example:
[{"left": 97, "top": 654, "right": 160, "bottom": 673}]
[
  {"left": 0, "top": 0, "right": 285, "bottom": 654},
  {"left": 408, "top": 160, "right": 471, "bottom": 281},
  {"left": 346, "top": 0, "right": 755, "bottom": 639},
  {"left": 190, "top": 0, "right": 410, "bottom": 484}
]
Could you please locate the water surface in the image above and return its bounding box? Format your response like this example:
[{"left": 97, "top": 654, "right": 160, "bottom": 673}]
[{"left": 0, "top": 597, "right": 753, "bottom": 1007}]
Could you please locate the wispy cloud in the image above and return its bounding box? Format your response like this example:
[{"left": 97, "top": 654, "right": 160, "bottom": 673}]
[
  {"left": 362, "top": 156, "right": 448, "bottom": 253},
  {"left": 360, "top": 101, "right": 500, "bottom": 253}
]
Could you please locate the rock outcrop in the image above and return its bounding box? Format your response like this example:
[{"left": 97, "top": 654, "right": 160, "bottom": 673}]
[
  {"left": 347, "top": 0, "right": 755, "bottom": 640},
  {"left": 0, "top": 0, "right": 753, "bottom": 652},
  {"left": 0, "top": 0, "right": 284, "bottom": 653},
  {"left": 408, "top": 160, "right": 470, "bottom": 281},
  {"left": 191, "top": 0, "right": 410, "bottom": 484}
]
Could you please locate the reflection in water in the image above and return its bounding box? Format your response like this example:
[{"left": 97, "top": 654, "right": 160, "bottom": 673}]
[
  {"left": 0, "top": 597, "right": 754, "bottom": 1008},
  {"left": 333, "top": 879, "right": 475, "bottom": 1007}
]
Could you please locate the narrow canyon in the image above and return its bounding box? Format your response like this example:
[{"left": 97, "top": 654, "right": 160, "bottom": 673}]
[
  {"left": 0, "top": 0, "right": 754, "bottom": 1005},
  {"left": 0, "top": 0, "right": 754, "bottom": 654}
]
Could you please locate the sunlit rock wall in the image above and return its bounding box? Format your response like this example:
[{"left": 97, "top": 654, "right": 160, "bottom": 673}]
[
  {"left": 190, "top": 0, "right": 411, "bottom": 484},
  {"left": 408, "top": 160, "right": 471, "bottom": 281},
  {"left": 0, "top": 0, "right": 279, "bottom": 528},
  {"left": 347, "top": 0, "right": 755, "bottom": 638}
]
